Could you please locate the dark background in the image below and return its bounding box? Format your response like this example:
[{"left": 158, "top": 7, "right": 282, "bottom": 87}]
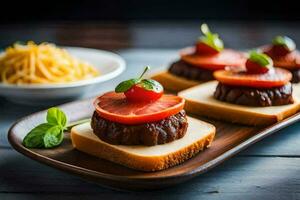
[
  {"left": 1, "top": 0, "right": 299, "bottom": 23},
  {"left": 0, "top": 0, "right": 299, "bottom": 50}
]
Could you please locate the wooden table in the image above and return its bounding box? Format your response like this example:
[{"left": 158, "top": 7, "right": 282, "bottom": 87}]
[{"left": 1, "top": 22, "right": 300, "bottom": 199}]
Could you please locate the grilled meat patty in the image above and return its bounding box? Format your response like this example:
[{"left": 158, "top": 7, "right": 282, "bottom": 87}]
[{"left": 91, "top": 110, "right": 188, "bottom": 146}]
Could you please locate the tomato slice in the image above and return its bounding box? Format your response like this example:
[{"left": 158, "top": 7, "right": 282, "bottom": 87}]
[
  {"left": 94, "top": 92, "right": 185, "bottom": 125},
  {"left": 181, "top": 47, "right": 246, "bottom": 70},
  {"left": 263, "top": 45, "right": 300, "bottom": 69},
  {"left": 214, "top": 68, "right": 292, "bottom": 88},
  {"left": 296, "top": 56, "right": 300, "bottom": 67},
  {"left": 272, "top": 52, "right": 299, "bottom": 69}
]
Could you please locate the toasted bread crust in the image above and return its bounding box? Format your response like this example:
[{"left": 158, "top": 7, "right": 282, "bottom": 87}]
[
  {"left": 71, "top": 120, "right": 215, "bottom": 171},
  {"left": 293, "top": 83, "right": 300, "bottom": 99},
  {"left": 184, "top": 99, "right": 278, "bottom": 125},
  {"left": 151, "top": 71, "right": 201, "bottom": 92},
  {"left": 179, "top": 81, "right": 300, "bottom": 126}
]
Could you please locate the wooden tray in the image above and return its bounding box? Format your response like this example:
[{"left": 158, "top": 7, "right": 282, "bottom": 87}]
[{"left": 8, "top": 98, "right": 300, "bottom": 191}]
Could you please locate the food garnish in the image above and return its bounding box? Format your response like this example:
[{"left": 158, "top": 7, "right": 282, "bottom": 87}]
[
  {"left": 0, "top": 41, "right": 99, "bottom": 84},
  {"left": 213, "top": 50, "right": 292, "bottom": 88},
  {"left": 181, "top": 49, "right": 246, "bottom": 70},
  {"left": 196, "top": 24, "right": 224, "bottom": 54},
  {"left": 23, "top": 107, "right": 89, "bottom": 148},
  {"left": 177, "top": 24, "right": 245, "bottom": 71},
  {"left": 115, "top": 66, "right": 163, "bottom": 102},
  {"left": 94, "top": 66, "right": 184, "bottom": 124},
  {"left": 214, "top": 68, "right": 292, "bottom": 88},
  {"left": 246, "top": 51, "right": 273, "bottom": 74},
  {"left": 271, "top": 36, "right": 296, "bottom": 56},
  {"left": 94, "top": 92, "right": 185, "bottom": 124}
]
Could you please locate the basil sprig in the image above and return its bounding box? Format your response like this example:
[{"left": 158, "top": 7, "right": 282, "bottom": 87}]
[
  {"left": 272, "top": 36, "right": 296, "bottom": 52},
  {"left": 115, "top": 66, "right": 163, "bottom": 93},
  {"left": 23, "top": 107, "right": 90, "bottom": 149},
  {"left": 249, "top": 51, "right": 273, "bottom": 68},
  {"left": 198, "top": 23, "right": 224, "bottom": 52}
]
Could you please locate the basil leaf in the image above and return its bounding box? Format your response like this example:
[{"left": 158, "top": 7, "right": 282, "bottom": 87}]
[
  {"left": 249, "top": 51, "right": 273, "bottom": 67},
  {"left": 115, "top": 78, "right": 139, "bottom": 93},
  {"left": 22, "top": 123, "right": 53, "bottom": 148},
  {"left": 43, "top": 125, "right": 64, "bottom": 148},
  {"left": 140, "top": 79, "right": 163, "bottom": 92},
  {"left": 272, "top": 36, "right": 296, "bottom": 52},
  {"left": 47, "top": 107, "right": 67, "bottom": 128},
  {"left": 22, "top": 107, "right": 79, "bottom": 149},
  {"left": 199, "top": 24, "right": 224, "bottom": 52},
  {"left": 200, "top": 23, "right": 210, "bottom": 35}
]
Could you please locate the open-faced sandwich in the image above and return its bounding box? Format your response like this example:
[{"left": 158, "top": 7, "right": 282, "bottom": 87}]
[
  {"left": 179, "top": 52, "right": 300, "bottom": 126},
  {"left": 71, "top": 67, "right": 216, "bottom": 171},
  {"left": 152, "top": 24, "right": 246, "bottom": 92},
  {"left": 261, "top": 36, "right": 300, "bottom": 83}
]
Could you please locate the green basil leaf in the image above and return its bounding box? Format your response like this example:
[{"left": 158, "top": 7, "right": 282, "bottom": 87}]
[
  {"left": 22, "top": 123, "right": 53, "bottom": 148},
  {"left": 140, "top": 79, "right": 164, "bottom": 92},
  {"left": 23, "top": 107, "right": 70, "bottom": 149},
  {"left": 199, "top": 24, "right": 224, "bottom": 52},
  {"left": 115, "top": 78, "right": 139, "bottom": 93},
  {"left": 272, "top": 36, "right": 296, "bottom": 52},
  {"left": 43, "top": 125, "right": 64, "bottom": 148},
  {"left": 47, "top": 107, "right": 67, "bottom": 128},
  {"left": 200, "top": 23, "right": 210, "bottom": 35},
  {"left": 249, "top": 51, "right": 273, "bottom": 67}
]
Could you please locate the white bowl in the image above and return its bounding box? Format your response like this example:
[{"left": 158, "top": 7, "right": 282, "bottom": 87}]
[{"left": 0, "top": 47, "right": 126, "bottom": 105}]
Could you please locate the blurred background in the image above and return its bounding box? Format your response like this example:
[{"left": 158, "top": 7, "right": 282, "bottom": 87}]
[{"left": 0, "top": 0, "right": 299, "bottom": 50}]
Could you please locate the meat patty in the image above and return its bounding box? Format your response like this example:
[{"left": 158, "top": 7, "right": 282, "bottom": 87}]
[
  {"left": 91, "top": 110, "right": 188, "bottom": 146},
  {"left": 291, "top": 68, "right": 300, "bottom": 83},
  {"left": 168, "top": 60, "right": 214, "bottom": 81},
  {"left": 214, "top": 82, "right": 294, "bottom": 107}
]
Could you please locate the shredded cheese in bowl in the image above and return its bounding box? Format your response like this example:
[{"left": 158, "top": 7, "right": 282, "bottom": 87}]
[{"left": 0, "top": 42, "right": 99, "bottom": 84}]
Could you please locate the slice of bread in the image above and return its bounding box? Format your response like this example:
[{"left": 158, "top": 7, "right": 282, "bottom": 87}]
[
  {"left": 71, "top": 117, "right": 215, "bottom": 172},
  {"left": 179, "top": 81, "right": 300, "bottom": 126},
  {"left": 151, "top": 71, "right": 202, "bottom": 92},
  {"left": 293, "top": 83, "right": 300, "bottom": 99}
]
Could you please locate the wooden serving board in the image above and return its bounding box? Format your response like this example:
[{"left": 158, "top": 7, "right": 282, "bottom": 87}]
[{"left": 8, "top": 98, "right": 300, "bottom": 190}]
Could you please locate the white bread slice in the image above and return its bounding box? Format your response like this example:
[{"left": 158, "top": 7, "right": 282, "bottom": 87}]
[
  {"left": 71, "top": 117, "right": 215, "bottom": 172},
  {"left": 179, "top": 81, "right": 300, "bottom": 126},
  {"left": 293, "top": 83, "right": 300, "bottom": 99},
  {"left": 151, "top": 71, "right": 202, "bottom": 92}
]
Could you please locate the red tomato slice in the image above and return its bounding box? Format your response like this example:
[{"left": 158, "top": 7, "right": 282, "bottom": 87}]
[
  {"left": 181, "top": 48, "right": 246, "bottom": 70},
  {"left": 94, "top": 92, "right": 185, "bottom": 125},
  {"left": 263, "top": 45, "right": 300, "bottom": 69},
  {"left": 273, "top": 52, "right": 299, "bottom": 69},
  {"left": 296, "top": 56, "right": 300, "bottom": 67},
  {"left": 214, "top": 68, "right": 292, "bottom": 88}
]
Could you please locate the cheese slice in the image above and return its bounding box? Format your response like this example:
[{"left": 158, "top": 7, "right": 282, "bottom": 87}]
[
  {"left": 179, "top": 81, "right": 300, "bottom": 126},
  {"left": 71, "top": 117, "right": 215, "bottom": 171},
  {"left": 151, "top": 71, "right": 202, "bottom": 92}
]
